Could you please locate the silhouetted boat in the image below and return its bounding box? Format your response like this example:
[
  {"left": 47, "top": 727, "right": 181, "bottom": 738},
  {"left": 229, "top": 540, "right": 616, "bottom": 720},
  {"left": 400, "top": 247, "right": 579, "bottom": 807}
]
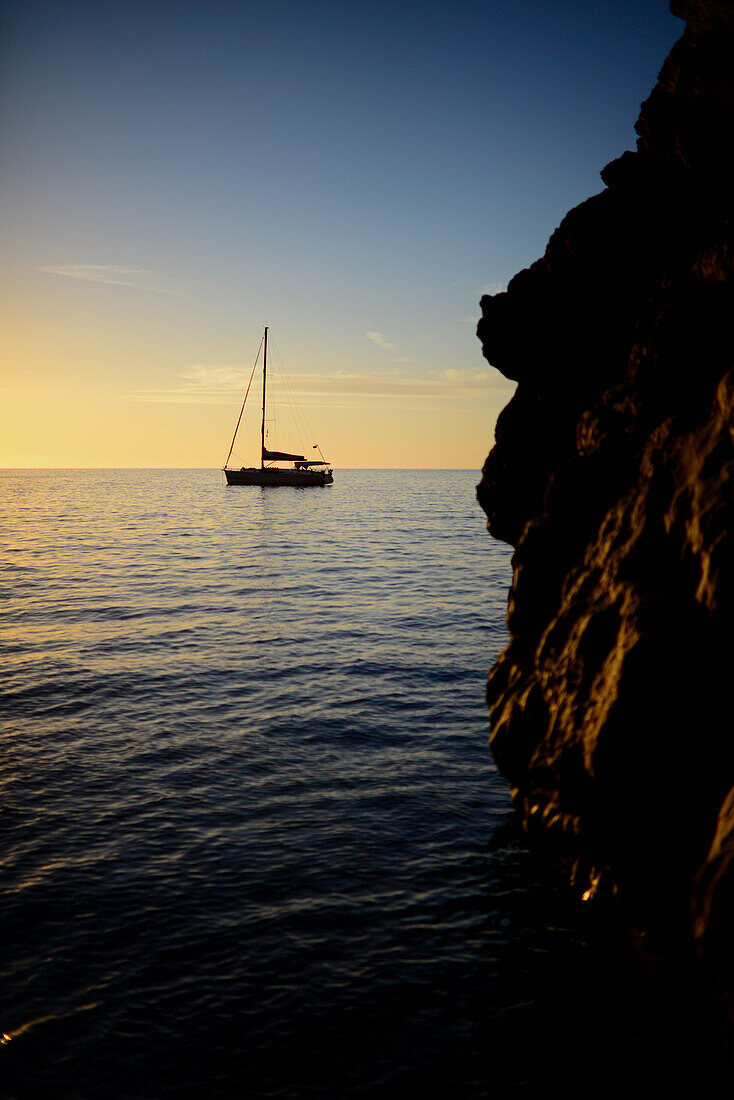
[{"left": 223, "top": 327, "right": 334, "bottom": 487}]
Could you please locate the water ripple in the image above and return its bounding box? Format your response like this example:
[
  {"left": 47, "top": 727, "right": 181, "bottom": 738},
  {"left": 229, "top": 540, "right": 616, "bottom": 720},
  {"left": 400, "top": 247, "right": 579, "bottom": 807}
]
[{"left": 0, "top": 469, "right": 556, "bottom": 1097}]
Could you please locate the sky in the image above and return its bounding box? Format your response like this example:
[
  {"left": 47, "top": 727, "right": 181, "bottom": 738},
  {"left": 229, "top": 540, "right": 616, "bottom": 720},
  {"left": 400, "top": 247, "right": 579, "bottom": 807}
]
[{"left": 1, "top": 0, "right": 682, "bottom": 468}]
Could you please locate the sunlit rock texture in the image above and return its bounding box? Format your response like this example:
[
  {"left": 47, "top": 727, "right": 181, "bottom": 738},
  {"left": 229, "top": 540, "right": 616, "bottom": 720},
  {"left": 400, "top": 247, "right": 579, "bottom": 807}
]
[{"left": 477, "top": 0, "right": 734, "bottom": 948}]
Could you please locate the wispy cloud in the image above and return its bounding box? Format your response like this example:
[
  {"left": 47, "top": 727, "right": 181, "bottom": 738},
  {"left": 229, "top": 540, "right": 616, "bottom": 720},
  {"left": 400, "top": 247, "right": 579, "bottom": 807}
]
[
  {"left": 366, "top": 331, "right": 398, "bottom": 351},
  {"left": 39, "top": 265, "right": 185, "bottom": 294},
  {"left": 126, "top": 365, "right": 515, "bottom": 407}
]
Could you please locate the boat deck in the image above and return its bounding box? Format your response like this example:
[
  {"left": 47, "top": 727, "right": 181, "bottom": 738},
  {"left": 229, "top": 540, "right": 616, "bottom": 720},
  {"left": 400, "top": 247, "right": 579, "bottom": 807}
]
[{"left": 224, "top": 467, "right": 333, "bottom": 487}]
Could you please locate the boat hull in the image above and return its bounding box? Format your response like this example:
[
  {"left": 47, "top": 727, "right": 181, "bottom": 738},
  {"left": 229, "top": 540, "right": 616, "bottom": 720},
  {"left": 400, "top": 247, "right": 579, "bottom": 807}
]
[{"left": 224, "top": 467, "right": 333, "bottom": 487}]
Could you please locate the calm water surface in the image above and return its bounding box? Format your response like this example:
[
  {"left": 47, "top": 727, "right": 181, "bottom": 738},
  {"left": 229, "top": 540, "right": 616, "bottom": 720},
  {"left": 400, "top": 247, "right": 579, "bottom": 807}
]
[{"left": 0, "top": 470, "right": 725, "bottom": 1097}]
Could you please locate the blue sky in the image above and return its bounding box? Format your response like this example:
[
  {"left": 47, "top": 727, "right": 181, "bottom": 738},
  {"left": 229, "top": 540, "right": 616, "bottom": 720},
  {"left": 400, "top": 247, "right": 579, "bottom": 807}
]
[{"left": 1, "top": 0, "right": 682, "bottom": 466}]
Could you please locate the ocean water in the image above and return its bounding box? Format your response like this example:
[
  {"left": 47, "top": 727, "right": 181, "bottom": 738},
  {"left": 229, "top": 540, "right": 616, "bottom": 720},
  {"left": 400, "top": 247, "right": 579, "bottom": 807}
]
[{"left": 0, "top": 469, "right": 727, "bottom": 1098}]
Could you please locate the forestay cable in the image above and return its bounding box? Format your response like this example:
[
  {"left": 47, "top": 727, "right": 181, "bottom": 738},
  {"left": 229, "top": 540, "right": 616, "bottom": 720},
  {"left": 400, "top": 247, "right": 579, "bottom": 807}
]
[{"left": 223, "top": 335, "right": 264, "bottom": 468}]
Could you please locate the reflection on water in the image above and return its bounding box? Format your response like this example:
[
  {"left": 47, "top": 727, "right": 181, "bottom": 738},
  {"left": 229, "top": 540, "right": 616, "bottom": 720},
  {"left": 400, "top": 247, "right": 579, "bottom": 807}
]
[{"left": 0, "top": 470, "right": 730, "bottom": 1096}]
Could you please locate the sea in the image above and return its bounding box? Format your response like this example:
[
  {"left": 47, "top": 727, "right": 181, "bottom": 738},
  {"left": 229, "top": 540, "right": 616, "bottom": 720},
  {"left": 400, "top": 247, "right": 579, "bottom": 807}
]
[{"left": 0, "top": 469, "right": 728, "bottom": 1098}]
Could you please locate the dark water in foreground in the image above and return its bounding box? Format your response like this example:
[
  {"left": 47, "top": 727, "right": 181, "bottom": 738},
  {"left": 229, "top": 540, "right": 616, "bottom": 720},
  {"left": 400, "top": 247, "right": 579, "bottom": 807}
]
[{"left": 0, "top": 470, "right": 729, "bottom": 1097}]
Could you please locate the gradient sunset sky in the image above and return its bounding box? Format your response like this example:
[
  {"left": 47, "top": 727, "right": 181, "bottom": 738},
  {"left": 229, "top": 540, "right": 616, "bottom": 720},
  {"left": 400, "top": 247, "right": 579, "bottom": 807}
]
[{"left": 2, "top": 0, "right": 681, "bottom": 468}]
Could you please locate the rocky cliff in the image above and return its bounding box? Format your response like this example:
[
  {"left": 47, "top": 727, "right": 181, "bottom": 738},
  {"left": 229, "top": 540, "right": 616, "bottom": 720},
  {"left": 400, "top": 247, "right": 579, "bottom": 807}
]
[{"left": 477, "top": 0, "right": 734, "bottom": 953}]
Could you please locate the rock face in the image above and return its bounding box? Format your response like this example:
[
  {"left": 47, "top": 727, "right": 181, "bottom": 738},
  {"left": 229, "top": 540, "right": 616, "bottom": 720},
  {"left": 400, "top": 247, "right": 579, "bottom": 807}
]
[{"left": 477, "top": 0, "right": 734, "bottom": 945}]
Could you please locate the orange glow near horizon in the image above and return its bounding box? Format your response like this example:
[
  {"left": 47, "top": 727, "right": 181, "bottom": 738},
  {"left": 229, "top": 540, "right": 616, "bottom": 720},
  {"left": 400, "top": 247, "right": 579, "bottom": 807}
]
[
  {"left": 0, "top": 379, "right": 513, "bottom": 469},
  {"left": 1, "top": 312, "right": 515, "bottom": 469}
]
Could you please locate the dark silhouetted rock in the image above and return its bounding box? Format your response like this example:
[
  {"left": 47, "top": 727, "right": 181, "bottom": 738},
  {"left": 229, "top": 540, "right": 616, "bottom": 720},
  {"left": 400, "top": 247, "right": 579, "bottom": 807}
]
[{"left": 477, "top": 0, "right": 734, "bottom": 953}]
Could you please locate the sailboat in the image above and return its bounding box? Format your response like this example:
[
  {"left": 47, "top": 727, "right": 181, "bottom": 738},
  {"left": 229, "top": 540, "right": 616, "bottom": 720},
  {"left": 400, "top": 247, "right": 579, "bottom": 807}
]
[{"left": 223, "top": 327, "right": 334, "bottom": 487}]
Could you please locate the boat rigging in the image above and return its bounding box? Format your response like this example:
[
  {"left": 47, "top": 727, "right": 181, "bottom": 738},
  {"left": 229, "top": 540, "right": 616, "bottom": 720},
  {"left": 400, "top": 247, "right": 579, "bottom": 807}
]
[{"left": 223, "top": 327, "right": 334, "bottom": 487}]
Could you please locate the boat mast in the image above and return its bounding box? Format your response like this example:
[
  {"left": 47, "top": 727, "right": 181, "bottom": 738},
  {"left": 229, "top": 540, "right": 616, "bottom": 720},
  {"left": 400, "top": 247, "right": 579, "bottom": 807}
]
[
  {"left": 261, "top": 326, "right": 268, "bottom": 469},
  {"left": 223, "top": 331, "right": 264, "bottom": 470}
]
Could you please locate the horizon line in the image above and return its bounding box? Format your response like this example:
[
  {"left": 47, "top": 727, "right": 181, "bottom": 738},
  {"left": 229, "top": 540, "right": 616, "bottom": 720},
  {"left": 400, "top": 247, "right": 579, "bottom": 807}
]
[{"left": 0, "top": 465, "right": 483, "bottom": 472}]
